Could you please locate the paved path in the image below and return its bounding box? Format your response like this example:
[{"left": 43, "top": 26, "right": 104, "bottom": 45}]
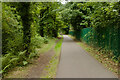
[{"left": 56, "top": 35, "right": 117, "bottom": 78}]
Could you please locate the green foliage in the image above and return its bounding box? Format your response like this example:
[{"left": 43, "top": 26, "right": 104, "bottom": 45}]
[
  {"left": 2, "top": 3, "right": 23, "bottom": 55},
  {"left": 39, "top": 2, "right": 64, "bottom": 37},
  {"left": 2, "top": 2, "right": 65, "bottom": 76},
  {"left": 43, "top": 37, "right": 49, "bottom": 44},
  {"left": 18, "top": 50, "right": 27, "bottom": 61},
  {"left": 67, "top": 2, "right": 119, "bottom": 58},
  {"left": 2, "top": 53, "right": 13, "bottom": 69},
  {"left": 30, "top": 35, "right": 45, "bottom": 49},
  {"left": 29, "top": 51, "right": 38, "bottom": 59},
  {"left": 23, "top": 61, "right": 28, "bottom": 66},
  {"left": 2, "top": 2, "right": 64, "bottom": 74},
  {"left": 2, "top": 50, "right": 27, "bottom": 73},
  {"left": 18, "top": 3, "right": 32, "bottom": 55},
  {"left": 2, "top": 1, "right": 119, "bottom": 76},
  {"left": 29, "top": 35, "right": 50, "bottom": 58}
]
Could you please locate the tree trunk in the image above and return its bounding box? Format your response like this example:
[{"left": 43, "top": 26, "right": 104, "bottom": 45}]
[{"left": 19, "top": 2, "right": 31, "bottom": 55}]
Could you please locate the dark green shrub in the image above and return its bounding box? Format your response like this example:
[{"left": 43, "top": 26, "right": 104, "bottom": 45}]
[
  {"left": 2, "top": 3, "right": 23, "bottom": 55},
  {"left": 43, "top": 37, "right": 49, "bottom": 44}
]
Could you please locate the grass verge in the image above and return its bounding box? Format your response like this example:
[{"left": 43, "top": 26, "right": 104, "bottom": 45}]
[
  {"left": 37, "top": 38, "right": 57, "bottom": 54},
  {"left": 69, "top": 35, "right": 118, "bottom": 76},
  {"left": 41, "top": 37, "right": 63, "bottom": 78}
]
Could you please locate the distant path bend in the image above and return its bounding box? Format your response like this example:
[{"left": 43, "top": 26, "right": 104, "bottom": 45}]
[{"left": 56, "top": 35, "right": 117, "bottom": 78}]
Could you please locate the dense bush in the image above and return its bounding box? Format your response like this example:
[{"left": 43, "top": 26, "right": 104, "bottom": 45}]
[
  {"left": 2, "top": 3, "right": 23, "bottom": 55},
  {"left": 30, "top": 35, "right": 49, "bottom": 49}
]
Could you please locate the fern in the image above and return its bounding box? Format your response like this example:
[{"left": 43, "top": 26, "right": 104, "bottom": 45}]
[
  {"left": 9, "top": 57, "right": 19, "bottom": 66},
  {"left": 2, "top": 53, "right": 13, "bottom": 68},
  {"left": 2, "top": 64, "right": 11, "bottom": 73},
  {"left": 18, "top": 50, "right": 27, "bottom": 61}
]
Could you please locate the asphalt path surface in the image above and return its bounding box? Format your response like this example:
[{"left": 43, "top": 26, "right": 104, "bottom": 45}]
[{"left": 56, "top": 35, "right": 117, "bottom": 78}]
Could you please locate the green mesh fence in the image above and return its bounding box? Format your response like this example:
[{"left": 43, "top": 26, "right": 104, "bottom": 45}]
[
  {"left": 69, "top": 30, "right": 81, "bottom": 40},
  {"left": 69, "top": 31, "right": 74, "bottom": 36},
  {"left": 81, "top": 27, "right": 92, "bottom": 43},
  {"left": 69, "top": 25, "right": 120, "bottom": 58}
]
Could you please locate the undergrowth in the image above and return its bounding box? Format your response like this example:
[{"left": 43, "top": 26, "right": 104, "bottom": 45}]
[{"left": 1, "top": 36, "right": 50, "bottom": 77}]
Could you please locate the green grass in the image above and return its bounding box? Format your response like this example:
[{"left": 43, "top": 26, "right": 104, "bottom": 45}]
[
  {"left": 41, "top": 37, "right": 63, "bottom": 78},
  {"left": 37, "top": 38, "right": 56, "bottom": 54}
]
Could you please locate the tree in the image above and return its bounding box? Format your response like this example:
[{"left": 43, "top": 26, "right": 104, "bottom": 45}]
[{"left": 17, "top": 3, "right": 32, "bottom": 55}]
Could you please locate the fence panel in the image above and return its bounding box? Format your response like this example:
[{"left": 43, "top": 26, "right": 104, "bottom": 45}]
[{"left": 69, "top": 26, "right": 120, "bottom": 58}]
